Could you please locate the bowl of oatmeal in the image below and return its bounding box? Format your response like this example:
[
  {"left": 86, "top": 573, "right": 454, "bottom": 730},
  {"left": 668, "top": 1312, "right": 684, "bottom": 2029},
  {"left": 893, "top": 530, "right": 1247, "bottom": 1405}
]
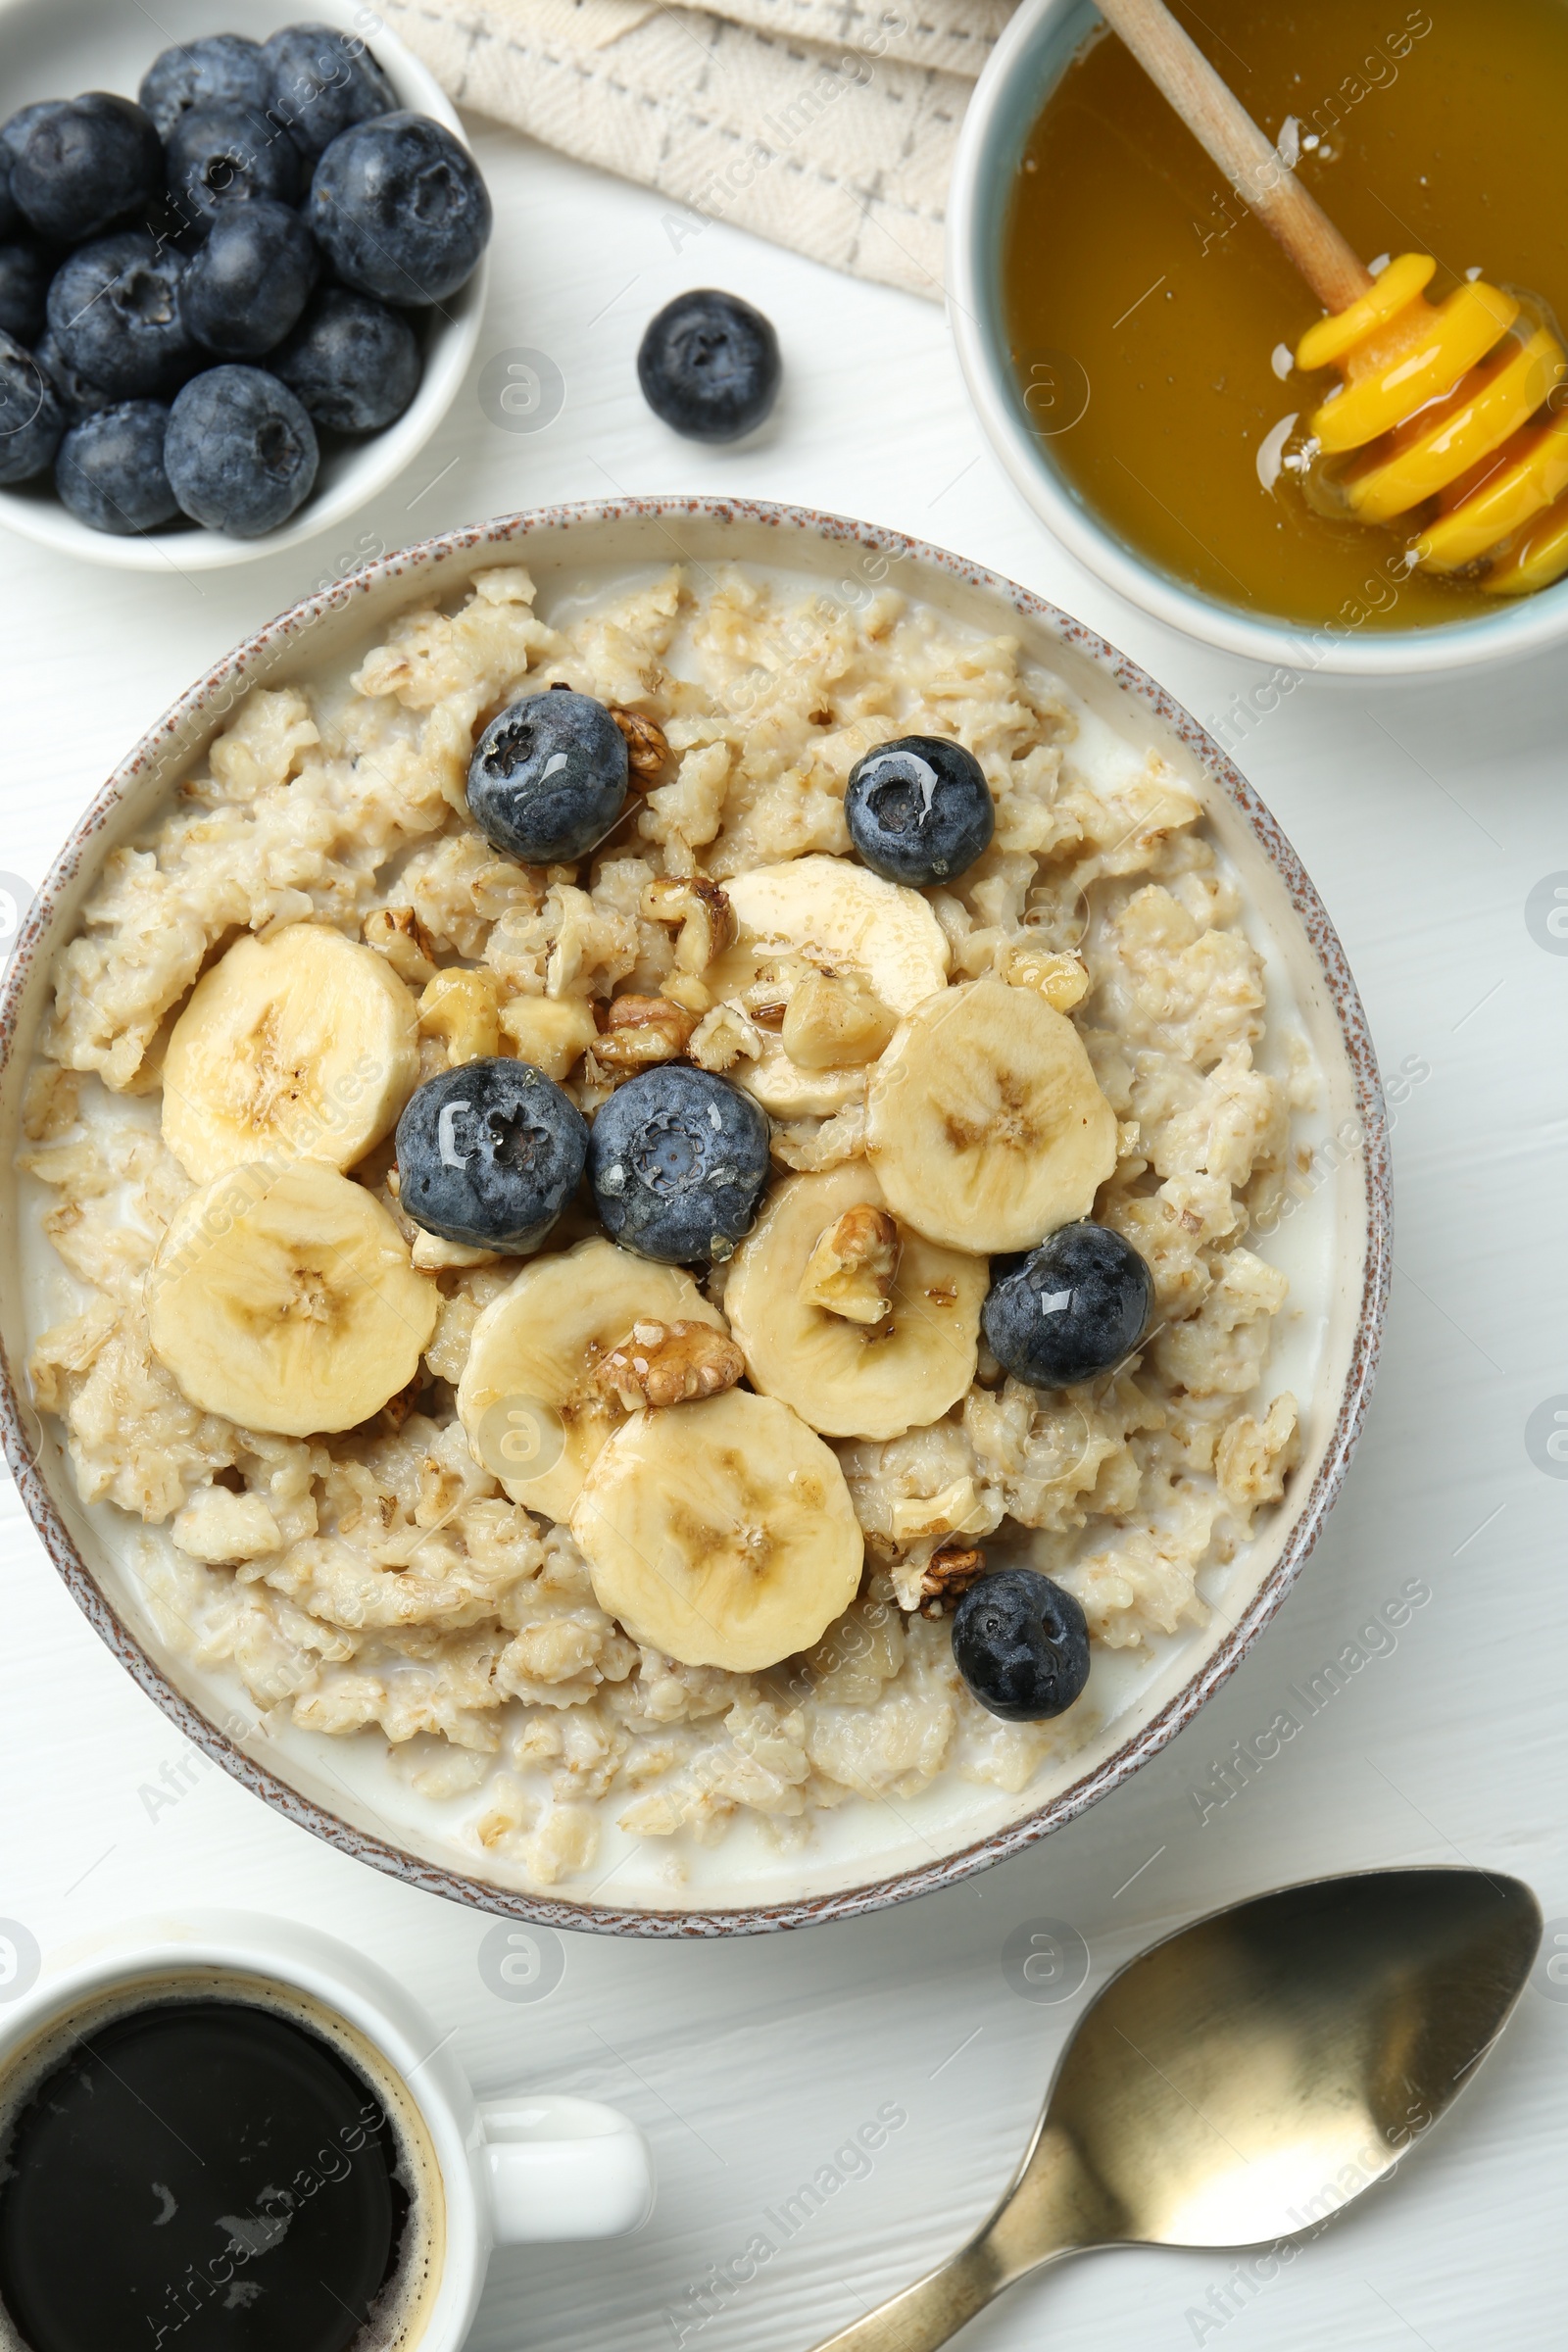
[{"left": 0, "top": 500, "right": 1391, "bottom": 1933}]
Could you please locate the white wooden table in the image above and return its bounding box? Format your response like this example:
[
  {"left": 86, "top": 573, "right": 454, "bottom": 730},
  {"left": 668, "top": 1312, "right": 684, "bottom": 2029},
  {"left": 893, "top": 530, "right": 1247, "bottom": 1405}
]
[{"left": 2, "top": 121, "right": 1565, "bottom": 2352}]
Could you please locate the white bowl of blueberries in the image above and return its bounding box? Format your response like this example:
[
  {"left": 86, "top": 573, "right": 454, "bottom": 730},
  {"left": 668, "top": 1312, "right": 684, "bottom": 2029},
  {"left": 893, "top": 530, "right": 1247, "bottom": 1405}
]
[{"left": 0, "top": 2, "right": 490, "bottom": 566}]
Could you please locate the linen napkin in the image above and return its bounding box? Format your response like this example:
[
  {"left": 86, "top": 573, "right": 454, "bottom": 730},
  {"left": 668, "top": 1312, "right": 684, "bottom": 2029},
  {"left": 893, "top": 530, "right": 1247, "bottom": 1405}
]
[{"left": 375, "top": 0, "right": 1017, "bottom": 296}]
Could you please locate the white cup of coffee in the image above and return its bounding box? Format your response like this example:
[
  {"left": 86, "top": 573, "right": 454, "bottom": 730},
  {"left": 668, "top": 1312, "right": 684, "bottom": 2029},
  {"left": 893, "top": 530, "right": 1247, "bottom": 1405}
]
[{"left": 0, "top": 1911, "right": 654, "bottom": 2352}]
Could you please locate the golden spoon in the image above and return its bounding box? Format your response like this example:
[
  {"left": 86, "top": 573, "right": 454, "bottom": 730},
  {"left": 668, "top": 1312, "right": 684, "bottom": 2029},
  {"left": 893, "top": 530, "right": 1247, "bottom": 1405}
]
[{"left": 808, "top": 1867, "right": 1540, "bottom": 2351}]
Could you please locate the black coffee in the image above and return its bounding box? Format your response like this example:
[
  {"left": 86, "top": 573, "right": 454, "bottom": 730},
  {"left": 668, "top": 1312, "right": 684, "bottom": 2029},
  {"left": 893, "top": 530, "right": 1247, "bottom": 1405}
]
[{"left": 0, "top": 1996, "right": 409, "bottom": 2352}]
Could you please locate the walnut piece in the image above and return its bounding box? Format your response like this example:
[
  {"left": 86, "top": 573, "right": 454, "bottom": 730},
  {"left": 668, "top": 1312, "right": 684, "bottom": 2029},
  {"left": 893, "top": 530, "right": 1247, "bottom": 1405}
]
[
  {"left": 366, "top": 906, "right": 439, "bottom": 987},
  {"left": 799, "top": 1203, "right": 899, "bottom": 1324},
  {"left": 689, "top": 1001, "right": 762, "bottom": 1074},
  {"left": 781, "top": 971, "right": 895, "bottom": 1069},
  {"left": 594, "top": 994, "right": 699, "bottom": 1070},
  {"left": 498, "top": 994, "right": 597, "bottom": 1079},
  {"left": 916, "top": 1544, "right": 986, "bottom": 1618},
  {"left": 610, "top": 706, "right": 670, "bottom": 784},
  {"left": 418, "top": 968, "right": 500, "bottom": 1065},
  {"left": 1003, "top": 944, "right": 1090, "bottom": 1012},
  {"left": 593, "top": 1319, "right": 744, "bottom": 1411},
  {"left": 642, "top": 875, "right": 736, "bottom": 976}
]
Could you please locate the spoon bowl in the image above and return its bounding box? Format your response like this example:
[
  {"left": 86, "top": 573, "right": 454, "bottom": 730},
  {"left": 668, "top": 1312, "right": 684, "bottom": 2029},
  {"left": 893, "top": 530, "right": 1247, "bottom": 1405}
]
[{"left": 814, "top": 1868, "right": 1541, "bottom": 2348}]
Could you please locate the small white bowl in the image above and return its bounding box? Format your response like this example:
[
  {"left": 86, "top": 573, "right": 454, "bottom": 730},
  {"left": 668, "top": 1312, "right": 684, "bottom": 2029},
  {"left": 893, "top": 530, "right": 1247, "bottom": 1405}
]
[
  {"left": 0, "top": 0, "right": 488, "bottom": 571},
  {"left": 946, "top": 0, "right": 1568, "bottom": 678}
]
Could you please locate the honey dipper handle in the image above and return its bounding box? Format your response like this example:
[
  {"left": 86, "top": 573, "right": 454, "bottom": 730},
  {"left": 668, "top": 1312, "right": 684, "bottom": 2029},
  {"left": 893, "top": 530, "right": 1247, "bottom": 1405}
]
[{"left": 1095, "top": 0, "right": 1374, "bottom": 313}]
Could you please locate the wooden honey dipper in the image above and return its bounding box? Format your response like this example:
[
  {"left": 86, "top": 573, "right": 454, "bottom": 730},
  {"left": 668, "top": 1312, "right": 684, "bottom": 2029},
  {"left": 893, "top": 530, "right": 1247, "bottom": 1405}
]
[{"left": 1094, "top": 0, "right": 1568, "bottom": 595}]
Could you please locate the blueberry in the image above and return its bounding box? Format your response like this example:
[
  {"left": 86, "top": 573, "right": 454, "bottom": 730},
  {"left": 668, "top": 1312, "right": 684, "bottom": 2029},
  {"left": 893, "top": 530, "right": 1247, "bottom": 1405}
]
[
  {"left": 952, "top": 1569, "right": 1090, "bottom": 1722},
  {"left": 55, "top": 400, "right": 176, "bottom": 534},
  {"left": 270, "top": 285, "right": 419, "bottom": 431},
  {"left": 0, "top": 329, "right": 65, "bottom": 483},
  {"left": 396, "top": 1058, "right": 589, "bottom": 1253},
  {"left": 982, "top": 1222, "right": 1153, "bottom": 1391},
  {"left": 47, "top": 233, "right": 192, "bottom": 400},
  {"left": 35, "top": 330, "right": 113, "bottom": 420},
  {"left": 180, "top": 198, "right": 318, "bottom": 359},
  {"left": 845, "top": 735, "right": 996, "bottom": 887},
  {"left": 467, "top": 691, "right": 628, "bottom": 864},
  {"left": 166, "top": 103, "right": 303, "bottom": 236},
  {"left": 0, "top": 241, "right": 48, "bottom": 344},
  {"left": 588, "top": 1065, "right": 770, "bottom": 1264},
  {"left": 0, "top": 168, "right": 18, "bottom": 244},
  {"left": 308, "top": 113, "right": 491, "bottom": 305},
  {"left": 636, "top": 289, "right": 781, "bottom": 443},
  {"left": 266, "top": 24, "right": 396, "bottom": 161},
  {"left": 11, "top": 94, "right": 164, "bottom": 246},
  {"left": 1, "top": 104, "right": 63, "bottom": 170},
  {"left": 165, "top": 365, "right": 318, "bottom": 536},
  {"left": 138, "top": 35, "right": 272, "bottom": 140}
]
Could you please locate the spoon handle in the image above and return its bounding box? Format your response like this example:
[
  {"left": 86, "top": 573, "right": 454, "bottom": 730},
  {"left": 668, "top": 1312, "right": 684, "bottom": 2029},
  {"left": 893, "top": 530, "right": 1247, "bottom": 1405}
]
[
  {"left": 807, "top": 2239, "right": 1019, "bottom": 2352},
  {"left": 807, "top": 2126, "right": 1095, "bottom": 2351}
]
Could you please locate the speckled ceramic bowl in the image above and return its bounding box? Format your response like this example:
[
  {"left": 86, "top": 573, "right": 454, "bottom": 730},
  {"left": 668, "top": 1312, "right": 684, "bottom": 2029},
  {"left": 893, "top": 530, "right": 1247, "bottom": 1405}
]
[
  {"left": 0, "top": 0, "right": 487, "bottom": 572},
  {"left": 0, "top": 500, "right": 1392, "bottom": 1936}
]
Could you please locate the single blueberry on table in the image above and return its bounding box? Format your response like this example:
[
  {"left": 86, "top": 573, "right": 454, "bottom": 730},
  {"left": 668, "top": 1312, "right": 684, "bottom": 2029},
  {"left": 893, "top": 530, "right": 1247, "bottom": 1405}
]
[
  {"left": 0, "top": 241, "right": 48, "bottom": 345},
  {"left": 982, "top": 1221, "right": 1153, "bottom": 1391},
  {"left": 467, "top": 690, "right": 628, "bottom": 864},
  {"left": 47, "top": 232, "right": 192, "bottom": 400},
  {"left": 952, "top": 1569, "right": 1091, "bottom": 1722},
  {"left": 35, "top": 330, "right": 113, "bottom": 421},
  {"left": 266, "top": 24, "right": 396, "bottom": 160},
  {"left": 165, "top": 366, "right": 318, "bottom": 536},
  {"left": 180, "top": 198, "right": 318, "bottom": 359},
  {"left": 396, "top": 1058, "right": 589, "bottom": 1253},
  {"left": 845, "top": 734, "right": 996, "bottom": 886},
  {"left": 1, "top": 103, "right": 63, "bottom": 170},
  {"left": 589, "top": 1065, "right": 771, "bottom": 1264},
  {"left": 55, "top": 401, "right": 176, "bottom": 534},
  {"left": 637, "top": 289, "right": 781, "bottom": 443},
  {"left": 138, "top": 34, "right": 273, "bottom": 140},
  {"left": 0, "top": 329, "right": 65, "bottom": 483},
  {"left": 11, "top": 93, "right": 164, "bottom": 246},
  {"left": 270, "top": 285, "right": 420, "bottom": 431},
  {"left": 166, "top": 103, "right": 303, "bottom": 236},
  {"left": 308, "top": 113, "right": 491, "bottom": 305}
]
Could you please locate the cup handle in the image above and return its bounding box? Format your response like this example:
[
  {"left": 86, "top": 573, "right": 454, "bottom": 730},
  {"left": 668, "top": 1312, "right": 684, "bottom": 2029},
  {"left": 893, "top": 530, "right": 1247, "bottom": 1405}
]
[{"left": 477, "top": 2093, "right": 655, "bottom": 2243}]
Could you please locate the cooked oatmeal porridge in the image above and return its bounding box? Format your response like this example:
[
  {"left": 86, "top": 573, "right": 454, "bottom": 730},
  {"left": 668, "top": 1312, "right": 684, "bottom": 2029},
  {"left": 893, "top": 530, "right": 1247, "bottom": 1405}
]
[{"left": 21, "top": 564, "right": 1314, "bottom": 1889}]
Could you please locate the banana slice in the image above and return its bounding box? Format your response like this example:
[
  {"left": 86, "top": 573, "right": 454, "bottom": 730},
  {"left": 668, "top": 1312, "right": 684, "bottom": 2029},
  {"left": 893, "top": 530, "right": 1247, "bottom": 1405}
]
[
  {"left": 733, "top": 1037, "right": 867, "bottom": 1119},
  {"left": 724, "top": 1165, "right": 987, "bottom": 1441},
  {"left": 455, "top": 1237, "right": 728, "bottom": 1523},
  {"left": 146, "top": 1160, "right": 437, "bottom": 1437},
  {"left": 715, "top": 857, "right": 950, "bottom": 1015},
  {"left": 865, "top": 973, "right": 1117, "bottom": 1252},
  {"left": 163, "top": 925, "right": 420, "bottom": 1183},
  {"left": 570, "top": 1388, "right": 862, "bottom": 1671}
]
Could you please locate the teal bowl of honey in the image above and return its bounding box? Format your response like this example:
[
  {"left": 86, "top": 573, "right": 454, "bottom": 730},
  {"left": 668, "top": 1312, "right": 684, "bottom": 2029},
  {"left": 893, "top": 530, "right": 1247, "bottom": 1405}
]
[{"left": 948, "top": 0, "right": 1568, "bottom": 673}]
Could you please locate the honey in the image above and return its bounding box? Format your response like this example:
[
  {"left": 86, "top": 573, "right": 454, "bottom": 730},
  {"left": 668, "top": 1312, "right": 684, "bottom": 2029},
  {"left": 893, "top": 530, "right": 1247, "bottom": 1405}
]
[{"left": 1001, "top": 0, "right": 1568, "bottom": 632}]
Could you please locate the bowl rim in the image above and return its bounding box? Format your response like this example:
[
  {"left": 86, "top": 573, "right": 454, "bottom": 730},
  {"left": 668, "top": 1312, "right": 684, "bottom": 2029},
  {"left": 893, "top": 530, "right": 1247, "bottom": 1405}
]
[
  {"left": 0, "top": 495, "right": 1394, "bottom": 1936},
  {"left": 945, "top": 0, "right": 1568, "bottom": 678},
  {"left": 0, "top": 0, "right": 489, "bottom": 573}
]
